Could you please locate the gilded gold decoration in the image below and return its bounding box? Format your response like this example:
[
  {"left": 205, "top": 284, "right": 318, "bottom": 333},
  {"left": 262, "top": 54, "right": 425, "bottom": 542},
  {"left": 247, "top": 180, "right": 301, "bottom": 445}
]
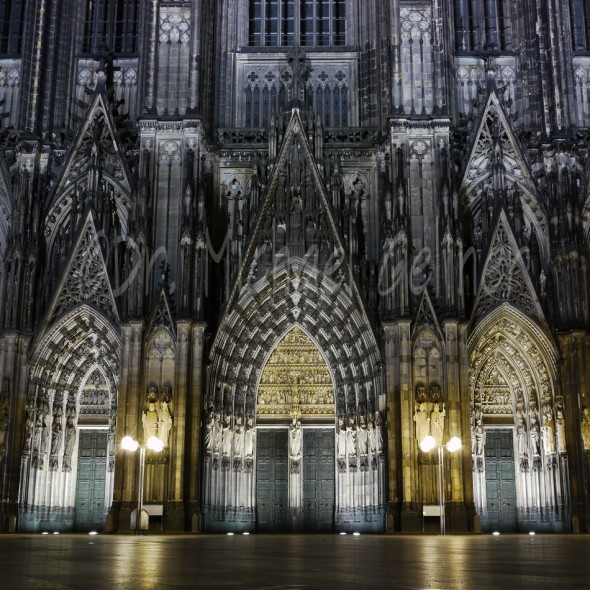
[{"left": 257, "top": 327, "right": 334, "bottom": 419}]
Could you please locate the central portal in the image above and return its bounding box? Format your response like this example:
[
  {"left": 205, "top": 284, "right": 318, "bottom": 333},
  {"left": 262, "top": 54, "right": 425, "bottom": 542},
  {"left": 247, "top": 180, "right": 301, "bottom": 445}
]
[
  {"left": 255, "top": 428, "right": 335, "bottom": 532},
  {"left": 255, "top": 327, "right": 336, "bottom": 532}
]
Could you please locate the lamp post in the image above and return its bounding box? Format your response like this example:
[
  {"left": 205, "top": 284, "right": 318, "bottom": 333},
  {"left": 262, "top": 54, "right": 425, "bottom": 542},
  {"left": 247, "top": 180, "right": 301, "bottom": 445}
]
[
  {"left": 121, "top": 435, "right": 164, "bottom": 534},
  {"left": 419, "top": 435, "right": 462, "bottom": 535}
]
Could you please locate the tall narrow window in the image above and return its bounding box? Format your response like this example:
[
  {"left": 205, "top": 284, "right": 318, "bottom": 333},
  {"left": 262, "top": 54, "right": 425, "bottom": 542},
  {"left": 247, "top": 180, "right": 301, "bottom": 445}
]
[
  {"left": 0, "top": 0, "right": 25, "bottom": 54},
  {"left": 83, "top": 0, "right": 140, "bottom": 55},
  {"left": 453, "top": 1, "right": 511, "bottom": 52},
  {"left": 571, "top": 0, "right": 590, "bottom": 51},
  {"left": 249, "top": 0, "right": 346, "bottom": 47}
]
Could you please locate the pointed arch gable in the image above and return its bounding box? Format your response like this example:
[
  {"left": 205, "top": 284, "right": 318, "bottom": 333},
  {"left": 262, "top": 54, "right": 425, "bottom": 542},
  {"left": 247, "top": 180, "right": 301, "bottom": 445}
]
[
  {"left": 468, "top": 304, "right": 559, "bottom": 401},
  {"left": 209, "top": 260, "right": 382, "bottom": 419},
  {"left": 461, "top": 91, "right": 549, "bottom": 258},
  {"left": 212, "top": 107, "right": 379, "bottom": 356},
  {"left": 44, "top": 89, "right": 132, "bottom": 253}
]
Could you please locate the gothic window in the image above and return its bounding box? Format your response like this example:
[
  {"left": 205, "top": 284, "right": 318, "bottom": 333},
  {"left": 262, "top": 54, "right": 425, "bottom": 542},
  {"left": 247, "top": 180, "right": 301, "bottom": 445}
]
[
  {"left": 571, "top": 1, "right": 590, "bottom": 51},
  {"left": 83, "top": 0, "right": 140, "bottom": 55},
  {"left": 0, "top": 0, "right": 25, "bottom": 54},
  {"left": 453, "top": 0, "right": 511, "bottom": 52},
  {"left": 249, "top": 0, "right": 346, "bottom": 47}
]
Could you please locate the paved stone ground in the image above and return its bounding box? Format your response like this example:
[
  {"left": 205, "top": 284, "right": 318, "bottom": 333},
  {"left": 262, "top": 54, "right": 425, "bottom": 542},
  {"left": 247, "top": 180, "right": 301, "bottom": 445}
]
[{"left": 0, "top": 534, "right": 589, "bottom": 589}]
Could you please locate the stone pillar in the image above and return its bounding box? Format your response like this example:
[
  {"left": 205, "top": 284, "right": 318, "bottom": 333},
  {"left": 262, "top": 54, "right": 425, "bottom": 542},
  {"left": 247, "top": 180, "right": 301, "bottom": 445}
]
[
  {"left": 188, "top": 324, "right": 206, "bottom": 531},
  {"left": 444, "top": 320, "right": 473, "bottom": 532},
  {"left": 0, "top": 333, "right": 31, "bottom": 532},
  {"left": 112, "top": 322, "right": 143, "bottom": 532}
]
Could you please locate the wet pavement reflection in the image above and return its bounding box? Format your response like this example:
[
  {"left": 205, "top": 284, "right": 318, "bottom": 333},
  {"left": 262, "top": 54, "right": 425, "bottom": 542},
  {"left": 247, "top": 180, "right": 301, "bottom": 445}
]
[{"left": 0, "top": 534, "right": 589, "bottom": 589}]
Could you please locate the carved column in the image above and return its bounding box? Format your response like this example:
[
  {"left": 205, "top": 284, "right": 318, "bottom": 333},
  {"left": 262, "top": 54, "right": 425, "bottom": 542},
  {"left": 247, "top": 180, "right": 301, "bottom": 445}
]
[
  {"left": 112, "top": 321, "right": 143, "bottom": 531},
  {"left": 189, "top": 323, "right": 206, "bottom": 531}
]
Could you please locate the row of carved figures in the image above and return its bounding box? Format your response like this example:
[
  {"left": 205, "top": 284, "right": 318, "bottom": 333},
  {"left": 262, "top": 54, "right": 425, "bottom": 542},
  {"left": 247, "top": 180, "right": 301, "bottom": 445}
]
[
  {"left": 204, "top": 413, "right": 256, "bottom": 459},
  {"left": 142, "top": 399, "right": 173, "bottom": 448},
  {"left": 23, "top": 400, "right": 79, "bottom": 471},
  {"left": 413, "top": 402, "right": 446, "bottom": 446},
  {"left": 336, "top": 414, "right": 384, "bottom": 459}
]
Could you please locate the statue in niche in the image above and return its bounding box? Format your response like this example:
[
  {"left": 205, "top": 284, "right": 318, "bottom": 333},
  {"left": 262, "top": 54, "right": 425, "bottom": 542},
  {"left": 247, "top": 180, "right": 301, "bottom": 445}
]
[
  {"left": 556, "top": 408, "right": 566, "bottom": 453},
  {"left": 368, "top": 415, "right": 377, "bottom": 455},
  {"left": 337, "top": 417, "right": 347, "bottom": 458},
  {"left": 62, "top": 406, "right": 77, "bottom": 471},
  {"left": 0, "top": 397, "right": 9, "bottom": 460},
  {"left": 581, "top": 408, "right": 590, "bottom": 452},
  {"left": 542, "top": 407, "right": 556, "bottom": 455},
  {"left": 142, "top": 401, "right": 158, "bottom": 442},
  {"left": 34, "top": 412, "right": 48, "bottom": 456},
  {"left": 529, "top": 414, "right": 541, "bottom": 457},
  {"left": 23, "top": 402, "right": 35, "bottom": 453},
  {"left": 375, "top": 412, "right": 383, "bottom": 454},
  {"left": 158, "top": 401, "right": 173, "bottom": 447},
  {"left": 358, "top": 416, "right": 369, "bottom": 456},
  {"left": 205, "top": 412, "right": 215, "bottom": 454},
  {"left": 413, "top": 402, "right": 430, "bottom": 445},
  {"left": 516, "top": 414, "right": 528, "bottom": 461},
  {"left": 474, "top": 419, "right": 485, "bottom": 457},
  {"left": 50, "top": 405, "right": 63, "bottom": 456},
  {"left": 289, "top": 418, "right": 302, "bottom": 459},
  {"left": 233, "top": 417, "right": 244, "bottom": 457},
  {"left": 212, "top": 413, "right": 222, "bottom": 454},
  {"left": 431, "top": 403, "right": 446, "bottom": 446},
  {"left": 244, "top": 418, "right": 255, "bottom": 458},
  {"left": 346, "top": 418, "right": 357, "bottom": 457},
  {"left": 222, "top": 415, "right": 232, "bottom": 456}
]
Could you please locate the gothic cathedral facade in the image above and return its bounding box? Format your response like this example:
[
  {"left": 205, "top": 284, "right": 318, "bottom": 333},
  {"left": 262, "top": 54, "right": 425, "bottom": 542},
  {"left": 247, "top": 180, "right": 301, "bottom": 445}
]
[{"left": 1, "top": 0, "right": 590, "bottom": 534}]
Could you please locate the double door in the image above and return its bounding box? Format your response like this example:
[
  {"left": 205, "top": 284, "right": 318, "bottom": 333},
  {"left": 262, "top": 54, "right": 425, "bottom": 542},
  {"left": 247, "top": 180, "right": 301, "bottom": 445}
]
[{"left": 256, "top": 428, "right": 335, "bottom": 532}]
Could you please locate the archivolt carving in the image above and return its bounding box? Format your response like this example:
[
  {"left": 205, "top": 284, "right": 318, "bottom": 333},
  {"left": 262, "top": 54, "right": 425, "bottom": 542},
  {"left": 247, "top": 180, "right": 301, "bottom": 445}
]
[{"left": 209, "top": 261, "right": 381, "bottom": 421}]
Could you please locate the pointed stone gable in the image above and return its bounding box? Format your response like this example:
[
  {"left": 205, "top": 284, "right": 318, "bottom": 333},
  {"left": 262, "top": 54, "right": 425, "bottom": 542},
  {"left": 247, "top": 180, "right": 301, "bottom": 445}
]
[
  {"left": 147, "top": 289, "right": 176, "bottom": 338},
  {"left": 472, "top": 210, "right": 544, "bottom": 323},
  {"left": 218, "top": 108, "right": 376, "bottom": 343},
  {"left": 45, "top": 86, "right": 132, "bottom": 242},
  {"left": 47, "top": 212, "right": 119, "bottom": 325},
  {"left": 412, "top": 289, "right": 442, "bottom": 340},
  {"left": 462, "top": 92, "right": 535, "bottom": 196}
]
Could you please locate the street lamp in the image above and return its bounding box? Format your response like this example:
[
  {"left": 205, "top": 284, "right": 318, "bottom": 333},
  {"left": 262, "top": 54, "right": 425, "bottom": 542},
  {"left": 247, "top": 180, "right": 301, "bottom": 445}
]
[
  {"left": 420, "top": 435, "right": 462, "bottom": 535},
  {"left": 121, "top": 435, "right": 164, "bottom": 534}
]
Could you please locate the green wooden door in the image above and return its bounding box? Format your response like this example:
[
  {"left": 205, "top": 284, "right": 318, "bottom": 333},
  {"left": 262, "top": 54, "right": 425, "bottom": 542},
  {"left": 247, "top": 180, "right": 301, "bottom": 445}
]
[
  {"left": 303, "top": 429, "right": 335, "bottom": 532},
  {"left": 74, "top": 430, "right": 108, "bottom": 532},
  {"left": 256, "top": 429, "right": 288, "bottom": 532},
  {"left": 483, "top": 429, "right": 517, "bottom": 532}
]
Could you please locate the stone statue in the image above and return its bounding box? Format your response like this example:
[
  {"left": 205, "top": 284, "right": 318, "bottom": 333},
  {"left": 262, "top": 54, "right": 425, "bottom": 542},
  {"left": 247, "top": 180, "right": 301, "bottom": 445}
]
[
  {"left": 289, "top": 418, "right": 301, "bottom": 459},
  {"left": 204, "top": 412, "right": 215, "bottom": 454},
  {"left": 358, "top": 416, "right": 369, "bottom": 456},
  {"left": 581, "top": 408, "right": 590, "bottom": 452},
  {"left": 375, "top": 412, "right": 383, "bottom": 454},
  {"left": 23, "top": 402, "right": 35, "bottom": 453},
  {"left": 222, "top": 415, "right": 232, "bottom": 456},
  {"left": 337, "top": 417, "right": 347, "bottom": 458},
  {"left": 212, "top": 413, "right": 222, "bottom": 454},
  {"left": 516, "top": 416, "right": 528, "bottom": 460},
  {"left": 431, "top": 403, "right": 446, "bottom": 446},
  {"left": 542, "top": 408, "right": 556, "bottom": 455},
  {"left": 50, "top": 406, "right": 63, "bottom": 456},
  {"left": 157, "top": 401, "right": 173, "bottom": 447},
  {"left": 474, "top": 419, "right": 485, "bottom": 457},
  {"left": 368, "top": 415, "right": 377, "bottom": 455},
  {"left": 244, "top": 418, "right": 255, "bottom": 458},
  {"left": 539, "top": 270, "right": 547, "bottom": 296},
  {"left": 346, "top": 418, "right": 357, "bottom": 457},
  {"left": 556, "top": 408, "right": 566, "bottom": 453},
  {"left": 413, "top": 402, "right": 430, "bottom": 445},
  {"left": 233, "top": 416, "right": 244, "bottom": 457},
  {"left": 142, "top": 402, "right": 158, "bottom": 442},
  {"left": 529, "top": 415, "right": 541, "bottom": 457}
]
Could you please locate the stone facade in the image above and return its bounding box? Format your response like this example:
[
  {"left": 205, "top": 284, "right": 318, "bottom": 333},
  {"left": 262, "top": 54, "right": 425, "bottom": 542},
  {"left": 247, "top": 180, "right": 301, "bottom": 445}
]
[{"left": 0, "top": 0, "right": 590, "bottom": 534}]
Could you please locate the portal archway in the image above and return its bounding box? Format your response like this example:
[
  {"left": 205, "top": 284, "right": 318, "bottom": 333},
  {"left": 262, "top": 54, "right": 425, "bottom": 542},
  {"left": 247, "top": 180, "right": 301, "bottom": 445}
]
[
  {"left": 469, "top": 305, "right": 569, "bottom": 532},
  {"left": 203, "top": 261, "right": 386, "bottom": 533}
]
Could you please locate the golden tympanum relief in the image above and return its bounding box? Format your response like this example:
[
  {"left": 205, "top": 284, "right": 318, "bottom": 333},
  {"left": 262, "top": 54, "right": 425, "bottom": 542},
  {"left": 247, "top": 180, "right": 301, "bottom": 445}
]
[{"left": 257, "top": 327, "right": 334, "bottom": 420}]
